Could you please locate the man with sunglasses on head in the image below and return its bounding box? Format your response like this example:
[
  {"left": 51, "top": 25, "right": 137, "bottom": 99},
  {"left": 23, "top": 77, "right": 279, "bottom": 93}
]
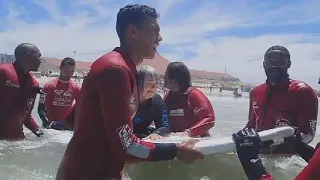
[{"left": 245, "top": 45, "right": 318, "bottom": 154}]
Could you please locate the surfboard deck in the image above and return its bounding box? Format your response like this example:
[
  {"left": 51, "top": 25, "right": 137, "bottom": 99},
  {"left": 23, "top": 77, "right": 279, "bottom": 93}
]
[{"left": 143, "top": 126, "right": 295, "bottom": 155}]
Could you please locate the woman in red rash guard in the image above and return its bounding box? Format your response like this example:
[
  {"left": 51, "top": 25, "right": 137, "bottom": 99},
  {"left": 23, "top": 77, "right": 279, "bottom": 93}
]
[
  {"left": 233, "top": 128, "right": 320, "bottom": 180},
  {"left": 163, "top": 62, "right": 215, "bottom": 137}
]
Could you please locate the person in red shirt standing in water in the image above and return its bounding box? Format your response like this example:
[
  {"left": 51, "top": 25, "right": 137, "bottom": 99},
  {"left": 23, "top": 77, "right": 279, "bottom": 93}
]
[
  {"left": 37, "top": 57, "right": 80, "bottom": 130},
  {"left": 56, "top": 4, "right": 204, "bottom": 180},
  {"left": 245, "top": 45, "right": 318, "bottom": 154},
  {"left": 163, "top": 62, "right": 215, "bottom": 137},
  {"left": 233, "top": 128, "right": 320, "bottom": 180},
  {"left": 0, "top": 43, "right": 44, "bottom": 140}
]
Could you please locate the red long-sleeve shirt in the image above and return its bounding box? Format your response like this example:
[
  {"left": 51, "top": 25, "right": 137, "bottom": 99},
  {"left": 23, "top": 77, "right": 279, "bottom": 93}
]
[
  {"left": 0, "top": 62, "right": 40, "bottom": 140},
  {"left": 56, "top": 48, "right": 177, "bottom": 180},
  {"left": 246, "top": 80, "right": 318, "bottom": 153},
  {"left": 39, "top": 78, "right": 80, "bottom": 121},
  {"left": 164, "top": 87, "right": 215, "bottom": 137}
]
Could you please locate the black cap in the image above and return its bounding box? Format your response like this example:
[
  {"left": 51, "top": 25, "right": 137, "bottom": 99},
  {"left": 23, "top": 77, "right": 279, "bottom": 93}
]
[{"left": 264, "top": 45, "right": 290, "bottom": 61}]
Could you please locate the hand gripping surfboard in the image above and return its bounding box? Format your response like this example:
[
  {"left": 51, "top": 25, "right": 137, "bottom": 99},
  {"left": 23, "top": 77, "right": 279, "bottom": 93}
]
[{"left": 144, "top": 126, "right": 295, "bottom": 155}]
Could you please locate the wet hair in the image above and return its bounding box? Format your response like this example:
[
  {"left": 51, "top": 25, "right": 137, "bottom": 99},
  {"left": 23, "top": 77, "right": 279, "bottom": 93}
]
[
  {"left": 137, "top": 65, "right": 160, "bottom": 89},
  {"left": 116, "top": 4, "right": 159, "bottom": 44},
  {"left": 60, "top": 57, "right": 75, "bottom": 68},
  {"left": 166, "top": 62, "right": 192, "bottom": 90},
  {"left": 264, "top": 45, "right": 290, "bottom": 62},
  {"left": 14, "top": 43, "right": 38, "bottom": 61}
]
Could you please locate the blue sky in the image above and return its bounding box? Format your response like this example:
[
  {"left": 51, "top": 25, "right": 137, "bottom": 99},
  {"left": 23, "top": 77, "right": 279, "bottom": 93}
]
[{"left": 0, "top": 0, "right": 320, "bottom": 86}]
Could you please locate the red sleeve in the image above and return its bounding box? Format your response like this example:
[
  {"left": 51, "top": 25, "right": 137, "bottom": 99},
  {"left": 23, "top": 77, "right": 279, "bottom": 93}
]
[
  {"left": 245, "top": 91, "right": 256, "bottom": 129},
  {"left": 97, "top": 67, "right": 176, "bottom": 162},
  {"left": 295, "top": 147, "right": 320, "bottom": 180},
  {"left": 24, "top": 115, "right": 39, "bottom": 132},
  {"left": 296, "top": 86, "right": 318, "bottom": 144},
  {"left": 187, "top": 89, "right": 215, "bottom": 137}
]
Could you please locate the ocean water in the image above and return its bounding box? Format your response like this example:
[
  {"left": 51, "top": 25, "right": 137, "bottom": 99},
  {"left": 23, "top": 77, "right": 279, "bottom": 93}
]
[{"left": 0, "top": 90, "right": 319, "bottom": 180}]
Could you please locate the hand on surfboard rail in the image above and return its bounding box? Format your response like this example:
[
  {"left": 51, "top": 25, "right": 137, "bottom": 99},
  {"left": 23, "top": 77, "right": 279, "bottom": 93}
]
[
  {"left": 233, "top": 127, "right": 316, "bottom": 180},
  {"left": 233, "top": 128, "right": 270, "bottom": 179},
  {"left": 176, "top": 139, "right": 204, "bottom": 164},
  {"left": 144, "top": 126, "right": 296, "bottom": 156}
]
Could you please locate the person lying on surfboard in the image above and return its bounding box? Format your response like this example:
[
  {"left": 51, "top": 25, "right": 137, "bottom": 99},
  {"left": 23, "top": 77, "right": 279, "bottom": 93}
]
[
  {"left": 234, "top": 128, "right": 320, "bottom": 180},
  {"left": 133, "top": 65, "right": 170, "bottom": 140},
  {"left": 245, "top": 45, "right": 318, "bottom": 154},
  {"left": 163, "top": 62, "right": 215, "bottom": 137}
]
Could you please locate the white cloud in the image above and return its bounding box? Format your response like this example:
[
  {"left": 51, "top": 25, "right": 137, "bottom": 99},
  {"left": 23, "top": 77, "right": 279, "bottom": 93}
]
[{"left": 0, "top": 0, "right": 319, "bottom": 87}]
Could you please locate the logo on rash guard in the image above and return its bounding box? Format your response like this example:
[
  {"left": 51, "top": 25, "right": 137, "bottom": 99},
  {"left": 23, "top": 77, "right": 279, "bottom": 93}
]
[
  {"left": 161, "top": 110, "right": 169, "bottom": 127},
  {"left": 63, "top": 91, "right": 72, "bottom": 97},
  {"left": 193, "top": 107, "right": 203, "bottom": 115},
  {"left": 54, "top": 90, "right": 64, "bottom": 95},
  {"left": 134, "top": 117, "right": 142, "bottom": 124},
  {"left": 253, "top": 101, "right": 259, "bottom": 109},
  {"left": 170, "top": 109, "right": 184, "bottom": 116},
  {"left": 116, "top": 124, "right": 132, "bottom": 149},
  {"left": 27, "top": 98, "right": 35, "bottom": 109},
  {"left": 275, "top": 118, "right": 290, "bottom": 127}
]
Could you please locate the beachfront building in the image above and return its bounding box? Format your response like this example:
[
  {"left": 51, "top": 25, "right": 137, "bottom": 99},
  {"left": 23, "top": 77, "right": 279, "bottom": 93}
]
[{"left": 0, "top": 54, "right": 15, "bottom": 64}]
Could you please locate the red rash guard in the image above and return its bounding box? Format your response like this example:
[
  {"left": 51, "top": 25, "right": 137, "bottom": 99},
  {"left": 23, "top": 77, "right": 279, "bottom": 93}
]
[
  {"left": 164, "top": 87, "right": 215, "bottom": 137},
  {"left": 40, "top": 78, "right": 80, "bottom": 121},
  {"left": 246, "top": 80, "right": 318, "bottom": 153},
  {"left": 0, "top": 63, "right": 40, "bottom": 140},
  {"left": 56, "top": 48, "right": 177, "bottom": 180}
]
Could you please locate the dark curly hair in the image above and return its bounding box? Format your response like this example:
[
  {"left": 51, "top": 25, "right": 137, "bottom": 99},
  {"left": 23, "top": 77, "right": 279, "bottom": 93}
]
[{"left": 116, "top": 4, "right": 159, "bottom": 44}]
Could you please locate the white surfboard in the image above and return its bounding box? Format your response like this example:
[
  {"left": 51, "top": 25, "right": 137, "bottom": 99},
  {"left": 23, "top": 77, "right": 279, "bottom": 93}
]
[{"left": 143, "top": 127, "right": 295, "bottom": 155}]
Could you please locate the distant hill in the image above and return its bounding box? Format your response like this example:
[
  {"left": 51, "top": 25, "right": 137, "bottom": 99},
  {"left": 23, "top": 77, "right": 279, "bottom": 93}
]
[{"left": 40, "top": 53, "right": 239, "bottom": 81}]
